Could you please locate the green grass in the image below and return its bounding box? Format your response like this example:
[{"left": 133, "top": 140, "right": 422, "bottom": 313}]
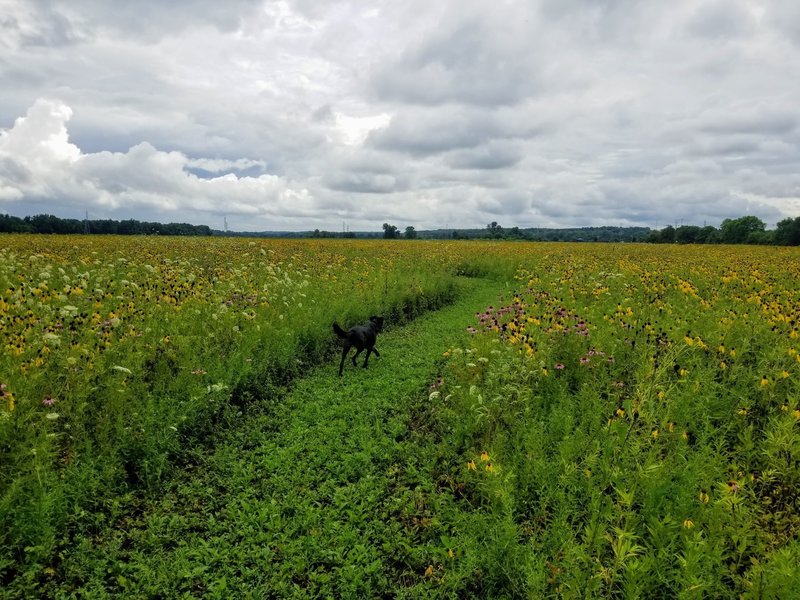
[
  {"left": 4, "top": 241, "right": 800, "bottom": 598},
  {"left": 0, "top": 237, "right": 475, "bottom": 585},
  {"left": 22, "top": 277, "right": 508, "bottom": 598}
]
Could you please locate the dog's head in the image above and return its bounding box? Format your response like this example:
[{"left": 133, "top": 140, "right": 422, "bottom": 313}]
[{"left": 369, "top": 316, "right": 384, "bottom": 332}]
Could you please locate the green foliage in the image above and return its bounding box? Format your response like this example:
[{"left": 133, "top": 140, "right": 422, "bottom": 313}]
[
  {"left": 2, "top": 240, "right": 799, "bottom": 597},
  {"left": 415, "top": 247, "right": 800, "bottom": 597},
  {"left": 383, "top": 222, "right": 400, "bottom": 239},
  {"left": 720, "top": 216, "right": 766, "bottom": 244},
  {"left": 775, "top": 217, "right": 800, "bottom": 246},
  {"left": 0, "top": 237, "right": 476, "bottom": 591},
  {"left": 0, "top": 213, "right": 212, "bottom": 235},
  {"left": 646, "top": 215, "right": 800, "bottom": 246}
]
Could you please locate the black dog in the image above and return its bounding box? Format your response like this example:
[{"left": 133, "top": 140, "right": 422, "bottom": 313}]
[{"left": 333, "top": 316, "right": 383, "bottom": 376}]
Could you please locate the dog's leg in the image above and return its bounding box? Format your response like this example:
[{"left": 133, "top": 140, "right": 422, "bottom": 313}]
[
  {"left": 339, "top": 344, "right": 351, "bottom": 376},
  {"left": 362, "top": 347, "right": 373, "bottom": 368},
  {"left": 351, "top": 348, "right": 363, "bottom": 367},
  {"left": 371, "top": 347, "right": 380, "bottom": 358}
]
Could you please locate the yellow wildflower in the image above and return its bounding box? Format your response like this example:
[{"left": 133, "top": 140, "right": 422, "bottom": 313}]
[
  {"left": 683, "top": 519, "right": 694, "bottom": 529},
  {"left": 467, "top": 460, "right": 477, "bottom": 471},
  {"left": 699, "top": 490, "right": 709, "bottom": 504},
  {"left": 480, "top": 451, "right": 490, "bottom": 462}
]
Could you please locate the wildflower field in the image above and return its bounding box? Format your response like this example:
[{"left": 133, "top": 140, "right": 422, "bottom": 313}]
[{"left": 1, "top": 236, "right": 799, "bottom": 597}]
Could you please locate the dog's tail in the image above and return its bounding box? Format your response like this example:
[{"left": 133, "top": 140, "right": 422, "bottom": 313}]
[{"left": 332, "top": 322, "right": 348, "bottom": 339}]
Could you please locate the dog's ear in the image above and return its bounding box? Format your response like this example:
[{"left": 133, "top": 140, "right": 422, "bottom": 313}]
[{"left": 375, "top": 316, "right": 384, "bottom": 329}]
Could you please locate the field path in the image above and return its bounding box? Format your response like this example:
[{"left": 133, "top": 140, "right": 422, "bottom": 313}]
[{"left": 59, "top": 277, "right": 506, "bottom": 597}]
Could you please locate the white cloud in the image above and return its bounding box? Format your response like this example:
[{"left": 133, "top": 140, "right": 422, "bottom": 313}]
[
  {"left": 332, "top": 112, "right": 391, "bottom": 146},
  {"left": 0, "top": 98, "right": 310, "bottom": 219},
  {"left": 1, "top": 0, "right": 799, "bottom": 230}
]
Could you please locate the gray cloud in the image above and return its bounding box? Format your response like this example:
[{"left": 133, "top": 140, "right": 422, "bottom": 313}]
[
  {"left": 1, "top": 0, "right": 799, "bottom": 231},
  {"left": 322, "top": 172, "right": 401, "bottom": 194},
  {"left": 371, "top": 13, "right": 544, "bottom": 107},
  {"left": 685, "top": 0, "right": 757, "bottom": 40},
  {"left": 445, "top": 142, "right": 523, "bottom": 171}
]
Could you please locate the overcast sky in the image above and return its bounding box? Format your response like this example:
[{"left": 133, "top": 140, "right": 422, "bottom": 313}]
[{"left": 1, "top": 0, "right": 799, "bottom": 232}]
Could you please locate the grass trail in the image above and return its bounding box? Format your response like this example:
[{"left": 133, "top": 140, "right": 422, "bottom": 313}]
[{"left": 49, "top": 277, "right": 506, "bottom": 598}]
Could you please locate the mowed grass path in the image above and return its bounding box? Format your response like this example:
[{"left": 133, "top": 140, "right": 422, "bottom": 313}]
[{"left": 51, "top": 277, "right": 505, "bottom": 598}]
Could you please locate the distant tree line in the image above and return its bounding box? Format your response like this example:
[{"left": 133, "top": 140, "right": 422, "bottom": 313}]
[
  {"left": 7, "top": 212, "right": 798, "bottom": 245},
  {"left": 646, "top": 216, "right": 800, "bottom": 246},
  {"left": 309, "top": 229, "right": 357, "bottom": 238},
  {"left": 0, "top": 214, "right": 211, "bottom": 236},
  {"left": 448, "top": 223, "right": 651, "bottom": 242}
]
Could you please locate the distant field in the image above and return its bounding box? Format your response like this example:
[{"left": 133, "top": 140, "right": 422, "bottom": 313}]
[{"left": 1, "top": 236, "right": 799, "bottom": 597}]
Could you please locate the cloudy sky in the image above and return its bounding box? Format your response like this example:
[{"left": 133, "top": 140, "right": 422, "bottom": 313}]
[{"left": 1, "top": 0, "right": 799, "bottom": 232}]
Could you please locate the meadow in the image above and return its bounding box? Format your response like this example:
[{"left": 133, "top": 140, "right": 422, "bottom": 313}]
[{"left": 1, "top": 236, "right": 798, "bottom": 597}]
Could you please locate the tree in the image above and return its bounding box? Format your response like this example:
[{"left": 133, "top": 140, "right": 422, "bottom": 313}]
[
  {"left": 697, "top": 225, "right": 719, "bottom": 244},
  {"left": 486, "top": 221, "right": 503, "bottom": 239},
  {"left": 0, "top": 214, "right": 32, "bottom": 232},
  {"left": 382, "top": 223, "right": 399, "bottom": 239},
  {"left": 720, "top": 216, "right": 765, "bottom": 244},
  {"left": 675, "top": 225, "right": 701, "bottom": 244},
  {"left": 404, "top": 226, "right": 417, "bottom": 239},
  {"left": 775, "top": 217, "right": 800, "bottom": 246}
]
